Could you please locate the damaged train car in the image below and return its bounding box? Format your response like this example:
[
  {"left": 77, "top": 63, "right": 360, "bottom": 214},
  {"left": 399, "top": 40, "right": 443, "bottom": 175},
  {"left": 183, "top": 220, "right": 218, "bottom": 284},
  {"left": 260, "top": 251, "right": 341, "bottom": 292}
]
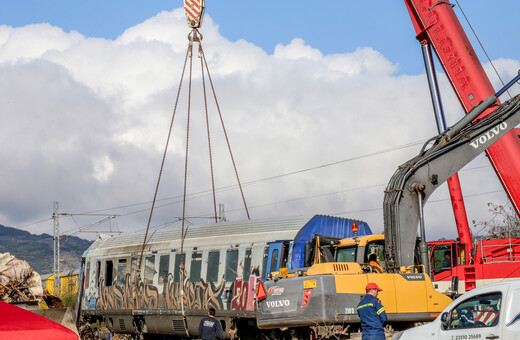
[{"left": 76, "top": 215, "right": 370, "bottom": 338}]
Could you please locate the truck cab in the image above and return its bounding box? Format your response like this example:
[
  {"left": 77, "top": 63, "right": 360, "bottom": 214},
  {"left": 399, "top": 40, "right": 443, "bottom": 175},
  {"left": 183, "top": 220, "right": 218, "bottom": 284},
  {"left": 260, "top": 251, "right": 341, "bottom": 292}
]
[{"left": 393, "top": 279, "right": 520, "bottom": 340}]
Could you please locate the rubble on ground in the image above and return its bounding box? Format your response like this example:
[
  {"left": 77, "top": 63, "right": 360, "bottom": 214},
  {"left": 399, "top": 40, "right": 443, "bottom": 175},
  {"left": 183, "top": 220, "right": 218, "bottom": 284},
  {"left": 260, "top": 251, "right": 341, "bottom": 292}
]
[
  {"left": 42, "top": 290, "right": 64, "bottom": 308},
  {"left": 0, "top": 252, "right": 43, "bottom": 302}
]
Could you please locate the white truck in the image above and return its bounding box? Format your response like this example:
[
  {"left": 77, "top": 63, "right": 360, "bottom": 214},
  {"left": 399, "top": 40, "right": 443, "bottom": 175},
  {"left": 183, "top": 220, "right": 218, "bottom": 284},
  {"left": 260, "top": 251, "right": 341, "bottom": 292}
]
[{"left": 393, "top": 279, "right": 520, "bottom": 340}]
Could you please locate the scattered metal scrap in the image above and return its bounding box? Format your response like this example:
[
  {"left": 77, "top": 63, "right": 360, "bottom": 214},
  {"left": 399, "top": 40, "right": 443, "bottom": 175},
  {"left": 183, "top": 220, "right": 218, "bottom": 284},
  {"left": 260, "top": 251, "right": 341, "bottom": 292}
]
[{"left": 0, "top": 252, "right": 43, "bottom": 303}]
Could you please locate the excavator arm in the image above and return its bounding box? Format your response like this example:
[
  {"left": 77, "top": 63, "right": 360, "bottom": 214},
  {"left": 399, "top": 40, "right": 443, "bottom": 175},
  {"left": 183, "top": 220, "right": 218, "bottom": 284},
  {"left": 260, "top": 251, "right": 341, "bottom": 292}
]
[{"left": 384, "top": 92, "right": 520, "bottom": 270}]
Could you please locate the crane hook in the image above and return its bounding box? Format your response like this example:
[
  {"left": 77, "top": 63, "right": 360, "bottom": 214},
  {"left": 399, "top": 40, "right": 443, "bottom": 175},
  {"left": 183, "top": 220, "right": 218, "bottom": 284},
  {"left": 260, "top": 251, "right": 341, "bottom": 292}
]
[{"left": 184, "top": 0, "right": 205, "bottom": 29}]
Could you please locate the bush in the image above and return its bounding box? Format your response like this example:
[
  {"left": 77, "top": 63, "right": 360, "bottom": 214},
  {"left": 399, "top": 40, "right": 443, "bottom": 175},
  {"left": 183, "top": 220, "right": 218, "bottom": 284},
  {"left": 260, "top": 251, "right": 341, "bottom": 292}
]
[
  {"left": 472, "top": 203, "right": 520, "bottom": 238},
  {"left": 61, "top": 293, "right": 78, "bottom": 309}
]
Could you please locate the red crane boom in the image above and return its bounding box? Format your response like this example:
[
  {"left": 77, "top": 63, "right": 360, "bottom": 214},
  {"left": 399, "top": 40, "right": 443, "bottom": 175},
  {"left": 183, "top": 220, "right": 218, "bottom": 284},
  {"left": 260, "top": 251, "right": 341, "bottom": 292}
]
[{"left": 405, "top": 0, "right": 520, "bottom": 260}]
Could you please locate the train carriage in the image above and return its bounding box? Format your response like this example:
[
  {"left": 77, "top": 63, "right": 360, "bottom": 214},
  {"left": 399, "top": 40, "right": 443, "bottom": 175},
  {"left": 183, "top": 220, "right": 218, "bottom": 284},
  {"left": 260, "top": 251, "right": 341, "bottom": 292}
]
[{"left": 77, "top": 215, "right": 371, "bottom": 338}]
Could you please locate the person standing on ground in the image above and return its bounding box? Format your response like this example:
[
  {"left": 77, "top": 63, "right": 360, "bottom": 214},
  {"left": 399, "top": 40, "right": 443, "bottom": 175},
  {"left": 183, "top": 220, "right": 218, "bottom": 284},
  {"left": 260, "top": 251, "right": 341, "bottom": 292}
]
[
  {"left": 357, "top": 282, "right": 387, "bottom": 340},
  {"left": 198, "top": 307, "right": 224, "bottom": 340}
]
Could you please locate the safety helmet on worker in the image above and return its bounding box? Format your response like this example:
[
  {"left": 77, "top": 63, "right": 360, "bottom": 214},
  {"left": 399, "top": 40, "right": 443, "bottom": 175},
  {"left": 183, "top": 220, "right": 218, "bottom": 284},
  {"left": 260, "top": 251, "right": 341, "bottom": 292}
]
[{"left": 365, "top": 282, "right": 382, "bottom": 291}]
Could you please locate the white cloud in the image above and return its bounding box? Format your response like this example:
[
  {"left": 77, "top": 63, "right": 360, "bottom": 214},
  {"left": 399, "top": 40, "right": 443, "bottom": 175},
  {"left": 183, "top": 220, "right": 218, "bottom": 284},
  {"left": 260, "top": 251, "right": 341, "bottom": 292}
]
[
  {"left": 93, "top": 155, "right": 115, "bottom": 182},
  {"left": 0, "top": 8, "right": 517, "bottom": 243},
  {"left": 0, "top": 24, "right": 83, "bottom": 64}
]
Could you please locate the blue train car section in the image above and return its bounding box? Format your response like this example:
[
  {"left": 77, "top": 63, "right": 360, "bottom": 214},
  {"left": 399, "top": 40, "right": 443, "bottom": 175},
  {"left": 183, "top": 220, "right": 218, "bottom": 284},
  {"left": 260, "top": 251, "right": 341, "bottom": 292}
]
[
  {"left": 76, "top": 215, "right": 371, "bottom": 339},
  {"left": 265, "top": 215, "right": 371, "bottom": 276}
]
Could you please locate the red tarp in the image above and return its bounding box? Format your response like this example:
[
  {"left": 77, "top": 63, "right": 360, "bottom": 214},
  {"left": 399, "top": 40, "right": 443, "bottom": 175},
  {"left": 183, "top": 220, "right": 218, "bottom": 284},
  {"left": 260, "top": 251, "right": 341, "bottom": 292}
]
[{"left": 0, "top": 301, "right": 77, "bottom": 340}]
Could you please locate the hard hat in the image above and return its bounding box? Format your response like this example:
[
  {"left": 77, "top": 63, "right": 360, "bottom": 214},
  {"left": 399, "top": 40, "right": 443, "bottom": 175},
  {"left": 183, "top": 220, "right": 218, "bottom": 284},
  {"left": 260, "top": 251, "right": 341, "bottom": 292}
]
[{"left": 366, "top": 282, "right": 383, "bottom": 291}]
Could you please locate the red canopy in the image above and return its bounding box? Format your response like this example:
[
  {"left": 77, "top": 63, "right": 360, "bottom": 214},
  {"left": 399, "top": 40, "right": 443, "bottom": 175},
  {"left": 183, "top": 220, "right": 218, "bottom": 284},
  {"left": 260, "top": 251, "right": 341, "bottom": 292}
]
[{"left": 0, "top": 301, "right": 78, "bottom": 340}]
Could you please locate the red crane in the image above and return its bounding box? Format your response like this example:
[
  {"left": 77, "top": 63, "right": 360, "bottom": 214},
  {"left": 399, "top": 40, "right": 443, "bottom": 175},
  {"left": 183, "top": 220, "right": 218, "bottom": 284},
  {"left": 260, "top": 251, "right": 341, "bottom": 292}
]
[
  {"left": 405, "top": 0, "right": 520, "bottom": 262},
  {"left": 403, "top": 0, "right": 520, "bottom": 293}
]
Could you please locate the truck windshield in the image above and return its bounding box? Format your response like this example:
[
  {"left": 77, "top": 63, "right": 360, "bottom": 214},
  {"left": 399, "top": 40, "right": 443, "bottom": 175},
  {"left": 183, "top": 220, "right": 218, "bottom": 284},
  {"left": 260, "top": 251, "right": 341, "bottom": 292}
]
[{"left": 336, "top": 246, "right": 356, "bottom": 262}]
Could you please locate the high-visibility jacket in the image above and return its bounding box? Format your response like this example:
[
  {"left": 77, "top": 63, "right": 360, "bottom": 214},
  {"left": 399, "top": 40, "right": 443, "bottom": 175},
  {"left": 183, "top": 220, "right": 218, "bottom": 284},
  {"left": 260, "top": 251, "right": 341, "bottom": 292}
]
[
  {"left": 369, "top": 261, "right": 383, "bottom": 273},
  {"left": 356, "top": 294, "right": 387, "bottom": 335}
]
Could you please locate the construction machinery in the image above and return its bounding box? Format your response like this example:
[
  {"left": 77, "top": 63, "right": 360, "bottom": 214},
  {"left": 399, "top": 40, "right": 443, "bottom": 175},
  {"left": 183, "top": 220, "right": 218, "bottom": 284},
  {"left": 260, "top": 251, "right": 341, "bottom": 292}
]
[
  {"left": 256, "top": 88, "right": 520, "bottom": 337},
  {"left": 256, "top": 1, "right": 520, "bottom": 337},
  {"left": 402, "top": 0, "right": 520, "bottom": 294}
]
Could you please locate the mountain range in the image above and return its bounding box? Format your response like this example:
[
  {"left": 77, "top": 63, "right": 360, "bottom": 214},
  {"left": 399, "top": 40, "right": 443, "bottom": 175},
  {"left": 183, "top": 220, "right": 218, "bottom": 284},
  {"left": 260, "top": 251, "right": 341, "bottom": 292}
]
[{"left": 0, "top": 224, "right": 92, "bottom": 276}]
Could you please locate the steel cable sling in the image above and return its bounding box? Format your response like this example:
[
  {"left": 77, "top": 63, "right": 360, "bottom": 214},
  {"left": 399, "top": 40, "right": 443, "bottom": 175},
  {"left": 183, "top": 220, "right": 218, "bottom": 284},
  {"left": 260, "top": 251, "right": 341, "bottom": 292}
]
[{"left": 136, "top": 0, "right": 251, "bottom": 326}]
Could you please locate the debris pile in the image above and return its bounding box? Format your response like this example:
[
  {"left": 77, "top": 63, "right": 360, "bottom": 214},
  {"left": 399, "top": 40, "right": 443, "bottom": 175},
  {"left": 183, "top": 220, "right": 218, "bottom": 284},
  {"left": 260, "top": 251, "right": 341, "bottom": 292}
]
[
  {"left": 42, "top": 289, "right": 64, "bottom": 308},
  {"left": 0, "top": 252, "right": 43, "bottom": 303}
]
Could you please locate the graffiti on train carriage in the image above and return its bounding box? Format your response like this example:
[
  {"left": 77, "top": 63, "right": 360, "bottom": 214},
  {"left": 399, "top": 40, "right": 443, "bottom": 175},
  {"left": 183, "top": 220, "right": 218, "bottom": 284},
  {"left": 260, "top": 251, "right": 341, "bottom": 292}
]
[
  {"left": 231, "top": 268, "right": 261, "bottom": 311},
  {"left": 88, "top": 265, "right": 261, "bottom": 312},
  {"left": 90, "top": 274, "right": 227, "bottom": 311}
]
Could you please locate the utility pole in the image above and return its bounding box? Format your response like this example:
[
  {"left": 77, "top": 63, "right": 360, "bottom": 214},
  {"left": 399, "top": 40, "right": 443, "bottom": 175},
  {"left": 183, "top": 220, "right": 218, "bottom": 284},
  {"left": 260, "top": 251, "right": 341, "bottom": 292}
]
[
  {"left": 219, "top": 203, "right": 226, "bottom": 222},
  {"left": 51, "top": 202, "right": 120, "bottom": 297},
  {"left": 52, "top": 201, "right": 60, "bottom": 297}
]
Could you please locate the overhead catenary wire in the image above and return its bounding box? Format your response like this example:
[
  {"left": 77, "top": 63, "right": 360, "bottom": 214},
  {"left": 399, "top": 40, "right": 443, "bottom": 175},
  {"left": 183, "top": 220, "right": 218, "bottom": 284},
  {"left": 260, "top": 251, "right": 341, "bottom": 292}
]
[
  {"left": 113, "top": 186, "right": 508, "bottom": 241},
  {"left": 221, "top": 188, "right": 507, "bottom": 217},
  {"left": 61, "top": 215, "right": 119, "bottom": 239},
  {"left": 11, "top": 167, "right": 503, "bottom": 242},
  {"left": 70, "top": 138, "right": 429, "bottom": 218},
  {"left": 13, "top": 139, "right": 498, "bottom": 235},
  {"left": 99, "top": 143, "right": 493, "bottom": 219}
]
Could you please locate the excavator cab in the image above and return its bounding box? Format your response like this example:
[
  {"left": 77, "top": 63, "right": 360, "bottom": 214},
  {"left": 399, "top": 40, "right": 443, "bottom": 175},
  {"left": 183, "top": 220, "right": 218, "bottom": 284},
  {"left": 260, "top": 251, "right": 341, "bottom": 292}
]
[
  {"left": 333, "top": 234, "right": 387, "bottom": 272},
  {"left": 365, "top": 240, "right": 385, "bottom": 272},
  {"left": 303, "top": 234, "right": 341, "bottom": 267}
]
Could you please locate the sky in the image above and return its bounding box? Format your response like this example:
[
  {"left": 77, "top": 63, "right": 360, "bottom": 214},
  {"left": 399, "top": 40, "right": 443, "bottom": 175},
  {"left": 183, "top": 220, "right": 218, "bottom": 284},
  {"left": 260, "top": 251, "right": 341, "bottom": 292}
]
[{"left": 1, "top": 1, "right": 520, "bottom": 243}]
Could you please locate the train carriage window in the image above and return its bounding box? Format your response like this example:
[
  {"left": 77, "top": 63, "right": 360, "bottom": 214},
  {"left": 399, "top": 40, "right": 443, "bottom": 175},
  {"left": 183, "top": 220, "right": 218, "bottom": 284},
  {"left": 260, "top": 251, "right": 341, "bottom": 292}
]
[
  {"left": 226, "top": 249, "right": 239, "bottom": 282},
  {"left": 85, "top": 262, "right": 90, "bottom": 289},
  {"left": 96, "top": 261, "right": 101, "bottom": 287},
  {"left": 158, "top": 255, "right": 169, "bottom": 285},
  {"left": 190, "top": 253, "right": 202, "bottom": 283},
  {"left": 105, "top": 260, "right": 113, "bottom": 286},
  {"left": 207, "top": 251, "right": 220, "bottom": 282},
  {"left": 130, "top": 257, "right": 138, "bottom": 285},
  {"left": 144, "top": 256, "right": 155, "bottom": 285},
  {"left": 174, "top": 253, "right": 186, "bottom": 283},
  {"left": 244, "top": 248, "right": 252, "bottom": 281},
  {"left": 116, "top": 259, "right": 128, "bottom": 286}
]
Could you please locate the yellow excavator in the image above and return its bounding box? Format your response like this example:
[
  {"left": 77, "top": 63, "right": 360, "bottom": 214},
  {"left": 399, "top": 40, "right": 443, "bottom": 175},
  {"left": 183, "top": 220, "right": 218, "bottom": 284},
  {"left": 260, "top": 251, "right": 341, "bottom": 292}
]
[
  {"left": 256, "top": 77, "right": 520, "bottom": 338},
  {"left": 256, "top": 232, "right": 451, "bottom": 337}
]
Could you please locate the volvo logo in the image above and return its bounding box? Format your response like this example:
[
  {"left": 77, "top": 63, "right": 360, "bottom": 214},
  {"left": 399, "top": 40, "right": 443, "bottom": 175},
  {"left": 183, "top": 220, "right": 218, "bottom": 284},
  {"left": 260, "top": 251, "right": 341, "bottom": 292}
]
[
  {"left": 266, "top": 300, "right": 290, "bottom": 308},
  {"left": 469, "top": 122, "right": 508, "bottom": 149}
]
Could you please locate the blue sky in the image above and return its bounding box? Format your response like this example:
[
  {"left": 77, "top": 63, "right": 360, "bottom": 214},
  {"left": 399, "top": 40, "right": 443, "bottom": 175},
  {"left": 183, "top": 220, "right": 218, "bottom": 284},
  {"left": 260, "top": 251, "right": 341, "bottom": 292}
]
[
  {"left": 1, "top": 1, "right": 519, "bottom": 75},
  {"left": 0, "top": 1, "right": 519, "bottom": 239}
]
